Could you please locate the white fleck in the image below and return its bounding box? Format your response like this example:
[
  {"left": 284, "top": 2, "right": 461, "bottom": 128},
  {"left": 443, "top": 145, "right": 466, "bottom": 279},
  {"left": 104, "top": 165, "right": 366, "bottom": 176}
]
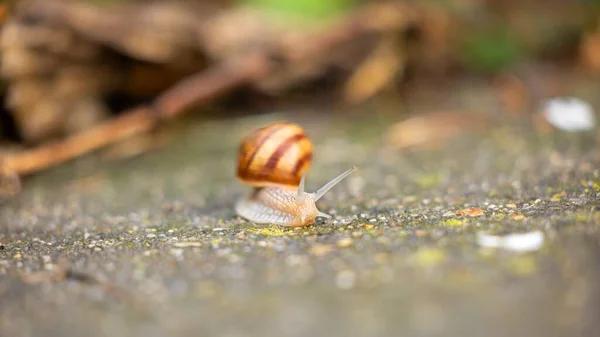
[
  {"left": 286, "top": 254, "right": 309, "bottom": 266},
  {"left": 170, "top": 249, "right": 184, "bottom": 257},
  {"left": 335, "top": 270, "right": 356, "bottom": 289},
  {"left": 476, "top": 230, "right": 544, "bottom": 253},
  {"left": 172, "top": 241, "right": 202, "bottom": 248},
  {"left": 541, "top": 97, "right": 596, "bottom": 131},
  {"left": 348, "top": 176, "right": 366, "bottom": 197},
  {"left": 442, "top": 211, "right": 455, "bottom": 217},
  {"left": 146, "top": 234, "right": 156, "bottom": 238}
]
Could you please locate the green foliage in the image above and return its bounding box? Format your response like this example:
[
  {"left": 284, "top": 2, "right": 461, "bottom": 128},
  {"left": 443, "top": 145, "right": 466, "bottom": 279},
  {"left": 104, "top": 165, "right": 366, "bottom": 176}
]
[
  {"left": 460, "top": 27, "right": 523, "bottom": 73},
  {"left": 244, "top": 0, "right": 356, "bottom": 23}
]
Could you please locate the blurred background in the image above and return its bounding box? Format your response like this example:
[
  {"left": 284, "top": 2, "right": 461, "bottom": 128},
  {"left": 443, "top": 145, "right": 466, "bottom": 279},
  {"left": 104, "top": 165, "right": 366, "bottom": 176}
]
[
  {"left": 1, "top": 2, "right": 599, "bottom": 337},
  {"left": 0, "top": 0, "right": 598, "bottom": 185}
]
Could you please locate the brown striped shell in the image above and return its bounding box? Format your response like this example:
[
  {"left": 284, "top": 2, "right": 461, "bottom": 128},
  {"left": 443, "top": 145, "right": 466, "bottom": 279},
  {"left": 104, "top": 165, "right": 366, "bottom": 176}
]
[{"left": 237, "top": 121, "right": 313, "bottom": 189}]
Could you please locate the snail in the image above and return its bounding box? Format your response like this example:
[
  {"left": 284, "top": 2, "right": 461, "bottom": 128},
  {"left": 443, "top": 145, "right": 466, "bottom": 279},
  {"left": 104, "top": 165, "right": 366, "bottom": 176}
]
[{"left": 235, "top": 121, "right": 356, "bottom": 227}]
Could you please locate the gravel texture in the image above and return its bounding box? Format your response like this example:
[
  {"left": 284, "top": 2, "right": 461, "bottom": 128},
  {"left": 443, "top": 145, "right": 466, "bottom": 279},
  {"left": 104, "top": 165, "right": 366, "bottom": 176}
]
[{"left": 1, "top": 78, "right": 599, "bottom": 337}]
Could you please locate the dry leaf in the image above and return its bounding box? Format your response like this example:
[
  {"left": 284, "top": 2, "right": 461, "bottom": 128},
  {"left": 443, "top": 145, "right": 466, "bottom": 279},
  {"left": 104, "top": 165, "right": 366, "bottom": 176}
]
[
  {"left": 455, "top": 208, "right": 484, "bottom": 217},
  {"left": 580, "top": 28, "right": 600, "bottom": 73},
  {"left": 343, "top": 34, "right": 405, "bottom": 104},
  {"left": 539, "top": 97, "right": 595, "bottom": 132},
  {"left": 383, "top": 110, "right": 491, "bottom": 150}
]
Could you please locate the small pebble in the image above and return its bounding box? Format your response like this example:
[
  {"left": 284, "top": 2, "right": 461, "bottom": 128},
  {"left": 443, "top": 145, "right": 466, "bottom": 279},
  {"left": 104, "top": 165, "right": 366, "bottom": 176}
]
[
  {"left": 310, "top": 244, "right": 334, "bottom": 257},
  {"left": 146, "top": 234, "right": 156, "bottom": 239},
  {"left": 415, "top": 230, "right": 429, "bottom": 237},
  {"left": 337, "top": 238, "right": 354, "bottom": 248},
  {"left": 375, "top": 237, "right": 391, "bottom": 245}
]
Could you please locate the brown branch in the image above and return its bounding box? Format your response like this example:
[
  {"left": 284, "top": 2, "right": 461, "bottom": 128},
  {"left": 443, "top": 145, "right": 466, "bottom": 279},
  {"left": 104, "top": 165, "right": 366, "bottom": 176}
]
[
  {"left": 154, "top": 52, "right": 272, "bottom": 119},
  {"left": 2, "top": 108, "right": 154, "bottom": 176},
  {"left": 1, "top": 55, "right": 271, "bottom": 176}
]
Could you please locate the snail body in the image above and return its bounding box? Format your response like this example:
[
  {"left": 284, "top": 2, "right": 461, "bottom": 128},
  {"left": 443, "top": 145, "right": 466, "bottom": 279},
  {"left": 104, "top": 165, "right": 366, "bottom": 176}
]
[{"left": 235, "top": 121, "right": 356, "bottom": 227}]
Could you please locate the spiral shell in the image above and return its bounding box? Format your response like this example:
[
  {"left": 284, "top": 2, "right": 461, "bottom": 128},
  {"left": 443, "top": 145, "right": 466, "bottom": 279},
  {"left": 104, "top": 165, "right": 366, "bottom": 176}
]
[{"left": 237, "top": 121, "right": 313, "bottom": 189}]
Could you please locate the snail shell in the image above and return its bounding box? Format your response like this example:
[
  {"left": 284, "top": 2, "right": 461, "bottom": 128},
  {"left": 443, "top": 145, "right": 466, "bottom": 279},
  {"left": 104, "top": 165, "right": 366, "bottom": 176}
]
[
  {"left": 235, "top": 121, "right": 356, "bottom": 227},
  {"left": 237, "top": 121, "right": 313, "bottom": 189}
]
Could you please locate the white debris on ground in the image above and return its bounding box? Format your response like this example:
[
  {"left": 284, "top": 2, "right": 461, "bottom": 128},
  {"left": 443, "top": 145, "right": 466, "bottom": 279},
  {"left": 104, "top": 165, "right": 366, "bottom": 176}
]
[
  {"left": 541, "top": 97, "right": 596, "bottom": 131},
  {"left": 476, "top": 230, "right": 545, "bottom": 253}
]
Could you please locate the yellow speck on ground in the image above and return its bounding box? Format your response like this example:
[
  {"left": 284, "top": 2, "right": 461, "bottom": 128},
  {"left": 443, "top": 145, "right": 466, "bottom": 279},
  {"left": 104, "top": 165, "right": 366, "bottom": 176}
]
[
  {"left": 507, "top": 255, "right": 537, "bottom": 276},
  {"left": 415, "top": 172, "right": 443, "bottom": 188},
  {"left": 440, "top": 218, "right": 468, "bottom": 227},
  {"left": 412, "top": 248, "right": 446, "bottom": 267},
  {"left": 551, "top": 191, "right": 567, "bottom": 202},
  {"left": 247, "top": 227, "right": 288, "bottom": 236},
  {"left": 337, "top": 238, "right": 354, "bottom": 248}
]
